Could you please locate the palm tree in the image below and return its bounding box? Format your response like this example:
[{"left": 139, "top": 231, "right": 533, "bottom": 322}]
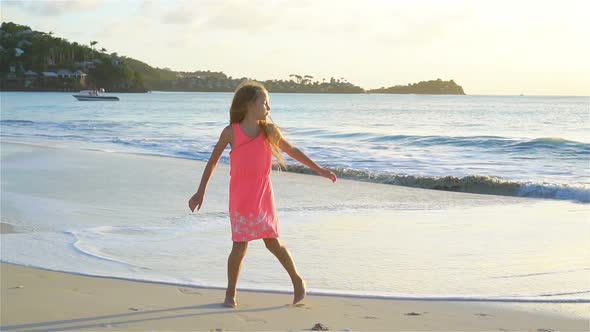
[
  {"left": 90, "top": 41, "right": 97, "bottom": 51},
  {"left": 100, "top": 47, "right": 107, "bottom": 53}
]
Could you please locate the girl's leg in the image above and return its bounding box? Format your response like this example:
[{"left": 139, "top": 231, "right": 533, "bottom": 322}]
[
  {"left": 225, "top": 241, "right": 248, "bottom": 308},
  {"left": 263, "top": 238, "right": 306, "bottom": 304}
]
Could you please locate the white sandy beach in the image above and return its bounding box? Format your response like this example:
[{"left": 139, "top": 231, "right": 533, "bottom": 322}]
[
  {"left": 1, "top": 141, "right": 589, "bottom": 331},
  {"left": 2, "top": 261, "right": 589, "bottom": 331}
]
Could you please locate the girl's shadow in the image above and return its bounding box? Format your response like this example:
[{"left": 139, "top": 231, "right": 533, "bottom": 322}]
[{"left": 1, "top": 303, "right": 288, "bottom": 331}]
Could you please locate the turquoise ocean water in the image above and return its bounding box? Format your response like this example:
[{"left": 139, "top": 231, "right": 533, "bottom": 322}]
[{"left": 1, "top": 92, "right": 588, "bottom": 202}]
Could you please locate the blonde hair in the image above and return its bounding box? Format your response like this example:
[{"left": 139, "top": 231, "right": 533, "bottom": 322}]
[{"left": 230, "top": 81, "right": 286, "bottom": 169}]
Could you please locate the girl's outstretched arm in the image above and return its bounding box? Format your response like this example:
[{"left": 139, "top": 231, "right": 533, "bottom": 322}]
[
  {"left": 188, "top": 126, "right": 232, "bottom": 212},
  {"left": 275, "top": 127, "right": 337, "bottom": 183}
]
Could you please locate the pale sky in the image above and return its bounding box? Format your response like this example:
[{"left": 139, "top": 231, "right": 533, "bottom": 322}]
[{"left": 1, "top": 0, "right": 589, "bottom": 95}]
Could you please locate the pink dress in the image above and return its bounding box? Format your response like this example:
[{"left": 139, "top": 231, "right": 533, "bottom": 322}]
[{"left": 229, "top": 122, "right": 279, "bottom": 242}]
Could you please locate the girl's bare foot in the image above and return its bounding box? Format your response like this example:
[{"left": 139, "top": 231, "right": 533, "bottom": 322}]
[
  {"left": 223, "top": 295, "right": 237, "bottom": 308},
  {"left": 293, "top": 279, "right": 306, "bottom": 305}
]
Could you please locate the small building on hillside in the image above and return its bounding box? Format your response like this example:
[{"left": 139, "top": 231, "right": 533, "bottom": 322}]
[
  {"left": 57, "top": 69, "right": 73, "bottom": 78},
  {"left": 73, "top": 70, "right": 87, "bottom": 85},
  {"left": 41, "top": 72, "right": 58, "bottom": 80}
]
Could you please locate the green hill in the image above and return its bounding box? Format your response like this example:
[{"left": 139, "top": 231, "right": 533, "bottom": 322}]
[
  {"left": 368, "top": 79, "right": 465, "bottom": 95},
  {"left": 0, "top": 22, "right": 146, "bottom": 92},
  {"left": 0, "top": 21, "right": 464, "bottom": 95},
  {"left": 0, "top": 22, "right": 365, "bottom": 93}
]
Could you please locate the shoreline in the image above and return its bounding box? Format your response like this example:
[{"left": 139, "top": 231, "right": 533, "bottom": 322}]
[
  {"left": 1, "top": 138, "right": 587, "bottom": 203},
  {"left": 1, "top": 262, "right": 588, "bottom": 331},
  {"left": 2, "top": 259, "right": 585, "bottom": 306},
  {"left": 0, "top": 90, "right": 466, "bottom": 95},
  {"left": 2, "top": 90, "right": 589, "bottom": 97}
]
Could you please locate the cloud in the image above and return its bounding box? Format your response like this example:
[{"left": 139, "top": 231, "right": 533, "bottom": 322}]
[
  {"left": 159, "top": 1, "right": 201, "bottom": 25},
  {"left": 1, "top": 0, "right": 104, "bottom": 17},
  {"left": 154, "top": 0, "right": 286, "bottom": 32}
]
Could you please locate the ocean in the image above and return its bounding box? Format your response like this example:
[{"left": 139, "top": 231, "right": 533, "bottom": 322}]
[
  {"left": 1, "top": 91, "right": 589, "bottom": 319},
  {"left": 1, "top": 92, "right": 588, "bottom": 202}
]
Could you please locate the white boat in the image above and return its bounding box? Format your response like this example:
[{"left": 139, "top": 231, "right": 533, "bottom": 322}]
[{"left": 73, "top": 89, "right": 119, "bottom": 101}]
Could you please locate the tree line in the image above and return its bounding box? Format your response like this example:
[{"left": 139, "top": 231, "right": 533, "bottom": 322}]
[{"left": 0, "top": 22, "right": 465, "bottom": 95}]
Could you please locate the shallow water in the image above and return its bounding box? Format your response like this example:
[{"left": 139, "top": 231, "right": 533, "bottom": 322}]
[{"left": 1, "top": 92, "right": 588, "bottom": 202}]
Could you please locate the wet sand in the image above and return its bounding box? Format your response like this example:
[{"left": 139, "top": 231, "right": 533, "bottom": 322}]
[{"left": 2, "top": 262, "right": 588, "bottom": 331}]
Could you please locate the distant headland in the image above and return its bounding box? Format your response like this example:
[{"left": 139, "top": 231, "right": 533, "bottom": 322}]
[
  {"left": 0, "top": 22, "right": 465, "bottom": 95},
  {"left": 368, "top": 79, "right": 465, "bottom": 95}
]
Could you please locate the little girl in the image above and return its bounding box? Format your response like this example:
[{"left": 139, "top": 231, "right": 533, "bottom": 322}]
[{"left": 188, "top": 81, "right": 337, "bottom": 308}]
